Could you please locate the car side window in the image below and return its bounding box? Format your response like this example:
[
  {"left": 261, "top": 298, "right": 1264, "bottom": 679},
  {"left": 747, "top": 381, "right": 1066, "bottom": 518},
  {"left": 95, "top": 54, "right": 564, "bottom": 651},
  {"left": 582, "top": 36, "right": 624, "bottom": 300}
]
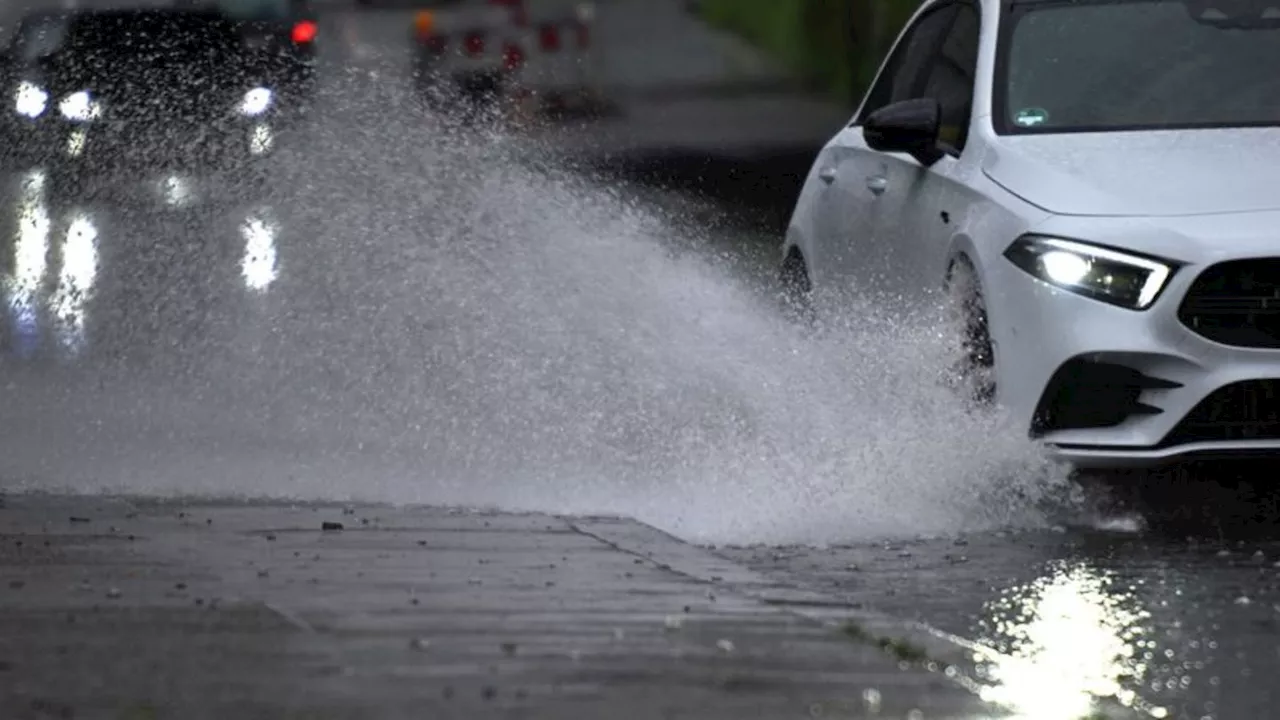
[
  {"left": 855, "top": 4, "right": 959, "bottom": 125},
  {"left": 921, "top": 3, "right": 980, "bottom": 153}
]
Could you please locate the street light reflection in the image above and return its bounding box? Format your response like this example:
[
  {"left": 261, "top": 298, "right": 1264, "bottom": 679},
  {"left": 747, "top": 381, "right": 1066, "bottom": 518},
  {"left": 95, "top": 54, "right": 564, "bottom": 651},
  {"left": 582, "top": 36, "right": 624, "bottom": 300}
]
[
  {"left": 161, "top": 174, "right": 195, "bottom": 207},
  {"left": 51, "top": 213, "right": 98, "bottom": 353},
  {"left": 249, "top": 124, "right": 274, "bottom": 155},
  {"left": 973, "top": 560, "right": 1168, "bottom": 720},
  {"left": 7, "top": 171, "right": 51, "bottom": 353},
  {"left": 241, "top": 209, "right": 278, "bottom": 292},
  {"left": 66, "top": 128, "right": 88, "bottom": 157}
]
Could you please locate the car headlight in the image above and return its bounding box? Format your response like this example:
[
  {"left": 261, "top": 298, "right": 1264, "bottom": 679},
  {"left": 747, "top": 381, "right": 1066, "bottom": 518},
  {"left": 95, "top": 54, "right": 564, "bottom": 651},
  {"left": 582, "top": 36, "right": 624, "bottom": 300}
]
[
  {"left": 14, "top": 81, "right": 49, "bottom": 118},
  {"left": 239, "top": 87, "right": 273, "bottom": 117},
  {"left": 58, "top": 91, "right": 102, "bottom": 121},
  {"left": 1003, "top": 235, "right": 1177, "bottom": 310}
]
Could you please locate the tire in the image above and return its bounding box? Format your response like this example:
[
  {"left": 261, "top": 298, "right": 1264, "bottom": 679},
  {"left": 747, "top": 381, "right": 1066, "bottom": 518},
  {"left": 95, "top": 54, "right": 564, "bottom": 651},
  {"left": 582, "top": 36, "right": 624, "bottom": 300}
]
[
  {"left": 944, "top": 256, "right": 996, "bottom": 406},
  {"left": 779, "top": 248, "right": 816, "bottom": 327}
]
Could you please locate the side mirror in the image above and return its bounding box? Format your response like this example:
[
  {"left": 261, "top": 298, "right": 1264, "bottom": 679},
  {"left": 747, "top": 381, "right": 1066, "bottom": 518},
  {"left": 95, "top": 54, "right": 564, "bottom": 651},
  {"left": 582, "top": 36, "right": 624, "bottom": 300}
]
[{"left": 862, "top": 97, "right": 944, "bottom": 167}]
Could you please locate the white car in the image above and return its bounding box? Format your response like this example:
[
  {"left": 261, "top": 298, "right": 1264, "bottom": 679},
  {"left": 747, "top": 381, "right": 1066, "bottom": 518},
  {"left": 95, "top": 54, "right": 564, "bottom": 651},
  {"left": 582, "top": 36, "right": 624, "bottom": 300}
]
[{"left": 783, "top": 0, "right": 1280, "bottom": 470}]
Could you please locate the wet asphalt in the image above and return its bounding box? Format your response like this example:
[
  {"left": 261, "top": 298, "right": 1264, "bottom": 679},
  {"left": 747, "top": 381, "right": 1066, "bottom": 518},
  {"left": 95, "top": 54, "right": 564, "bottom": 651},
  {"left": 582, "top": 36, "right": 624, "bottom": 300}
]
[{"left": 717, "top": 477, "right": 1280, "bottom": 720}]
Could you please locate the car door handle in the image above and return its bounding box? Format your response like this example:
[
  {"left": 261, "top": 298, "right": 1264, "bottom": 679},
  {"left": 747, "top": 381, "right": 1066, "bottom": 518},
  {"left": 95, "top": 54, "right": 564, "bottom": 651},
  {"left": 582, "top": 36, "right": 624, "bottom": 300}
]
[
  {"left": 818, "top": 166, "right": 838, "bottom": 184},
  {"left": 866, "top": 175, "right": 888, "bottom": 195}
]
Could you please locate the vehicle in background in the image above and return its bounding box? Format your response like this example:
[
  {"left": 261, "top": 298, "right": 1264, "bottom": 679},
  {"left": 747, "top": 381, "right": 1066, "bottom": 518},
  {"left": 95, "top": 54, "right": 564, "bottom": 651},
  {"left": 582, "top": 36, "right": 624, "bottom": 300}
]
[
  {"left": 409, "top": 0, "right": 606, "bottom": 123},
  {"left": 0, "top": 7, "right": 304, "bottom": 197}
]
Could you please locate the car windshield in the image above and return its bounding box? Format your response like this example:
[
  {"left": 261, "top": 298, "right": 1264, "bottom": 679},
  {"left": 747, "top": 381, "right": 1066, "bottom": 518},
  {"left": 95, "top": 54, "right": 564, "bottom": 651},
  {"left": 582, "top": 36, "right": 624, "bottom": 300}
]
[
  {"left": 998, "top": 0, "right": 1280, "bottom": 133},
  {"left": 12, "top": 14, "right": 69, "bottom": 62},
  {"left": 11, "top": 10, "right": 241, "bottom": 61},
  {"left": 64, "top": 11, "right": 240, "bottom": 54}
]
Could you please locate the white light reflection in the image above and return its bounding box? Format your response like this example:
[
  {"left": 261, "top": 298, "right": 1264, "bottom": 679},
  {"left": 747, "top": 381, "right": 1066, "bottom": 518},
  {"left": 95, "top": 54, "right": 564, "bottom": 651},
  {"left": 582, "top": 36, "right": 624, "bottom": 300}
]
[
  {"left": 249, "top": 124, "right": 274, "bottom": 155},
  {"left": 240, "top": 210, "right": 278, "bottom": 292},
  {"left": 66, "top": 128, "right": 88, "bottom": 157},
  {"left": 161, "top": 175, "right": 194, "bottom": 207},
  {"left": 973, "top": 561, "right": 1168, "bottom": 719},
  {"left": 50, "top": 214, "right": 98, "bottom": 354},
  {"left": 6, "top": 171, "right": 51, "bottom": 352}
]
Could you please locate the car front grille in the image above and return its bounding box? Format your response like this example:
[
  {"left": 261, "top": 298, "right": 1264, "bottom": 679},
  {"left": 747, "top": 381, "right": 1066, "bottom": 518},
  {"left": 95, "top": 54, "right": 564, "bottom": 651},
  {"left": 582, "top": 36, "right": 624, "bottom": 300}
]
[
  {"left": 1160, "top": 379, "right": 1280, "bottom": 447},
  {"left": 1179, "top": 258, "right": 1280, "bottom": 348}
]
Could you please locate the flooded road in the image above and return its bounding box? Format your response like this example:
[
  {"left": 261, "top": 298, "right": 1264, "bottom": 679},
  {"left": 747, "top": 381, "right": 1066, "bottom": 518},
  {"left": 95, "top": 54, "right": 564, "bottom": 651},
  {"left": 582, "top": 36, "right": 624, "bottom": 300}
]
[{"left": 717, "top": 478, "right": 1280, "bottom": 720}]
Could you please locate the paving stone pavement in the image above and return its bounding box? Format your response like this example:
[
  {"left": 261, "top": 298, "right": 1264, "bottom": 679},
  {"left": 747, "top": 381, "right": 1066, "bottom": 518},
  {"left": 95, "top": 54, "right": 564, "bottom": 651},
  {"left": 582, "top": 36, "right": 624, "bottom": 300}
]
[{"left": 0, "top": 493, "right": 1007, "bottom": 719}]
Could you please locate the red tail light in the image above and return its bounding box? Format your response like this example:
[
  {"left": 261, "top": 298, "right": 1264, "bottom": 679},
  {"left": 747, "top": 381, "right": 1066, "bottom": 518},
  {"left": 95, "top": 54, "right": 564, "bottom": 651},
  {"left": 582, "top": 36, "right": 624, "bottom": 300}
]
[
  {"left": 291, "top": 20, "right": 318, "bottom": 44},
  {"left": 463, "top": 31, "right": 485, "bottom": 56},
  {"left": 502, "top": 42, "right": 524, "bottom": 70},
  {"left": 538, "top": 24, "right": 560, "bottom": 52}
]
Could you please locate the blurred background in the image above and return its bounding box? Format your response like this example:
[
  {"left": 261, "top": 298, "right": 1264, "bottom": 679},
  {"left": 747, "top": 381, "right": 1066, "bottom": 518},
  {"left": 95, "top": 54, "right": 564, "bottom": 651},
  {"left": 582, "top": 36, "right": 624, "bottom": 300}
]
[{"left": 0, "top": 0, "right": 919, "bottom": 232}]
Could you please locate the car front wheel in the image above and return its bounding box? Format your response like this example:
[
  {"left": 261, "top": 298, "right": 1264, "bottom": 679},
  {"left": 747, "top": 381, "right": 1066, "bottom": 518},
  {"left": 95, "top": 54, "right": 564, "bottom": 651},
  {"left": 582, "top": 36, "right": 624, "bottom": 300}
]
[
  {"left": 944, "top": 256, "right": 996, "bottom": 407},
  {"left": 779, "top": 248, "right": 816, "bottom": 327}
]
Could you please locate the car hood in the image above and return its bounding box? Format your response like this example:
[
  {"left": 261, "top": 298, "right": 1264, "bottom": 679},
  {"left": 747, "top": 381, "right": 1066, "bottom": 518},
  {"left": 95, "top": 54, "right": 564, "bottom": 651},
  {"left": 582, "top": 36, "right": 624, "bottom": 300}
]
[{"left": 982, "top": 128, "right": 1280, "bottom": 217}]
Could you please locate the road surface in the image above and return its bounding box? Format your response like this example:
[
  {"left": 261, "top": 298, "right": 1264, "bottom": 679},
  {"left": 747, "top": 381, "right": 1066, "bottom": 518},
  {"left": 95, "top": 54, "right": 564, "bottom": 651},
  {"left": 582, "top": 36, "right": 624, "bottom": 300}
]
[
  {"left": 1, "top": 494, "right": 1001, "bottom": 718},
  {"left": 719, "top": 476, "right": 1280, "bottom": 720}
]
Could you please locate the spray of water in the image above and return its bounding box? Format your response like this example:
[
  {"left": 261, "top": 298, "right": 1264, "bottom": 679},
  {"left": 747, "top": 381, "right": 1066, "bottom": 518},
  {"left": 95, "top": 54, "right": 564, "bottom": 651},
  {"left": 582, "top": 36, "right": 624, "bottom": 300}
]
[{"left": 0, "top": 71, "right": 1070, "bottom": 546}]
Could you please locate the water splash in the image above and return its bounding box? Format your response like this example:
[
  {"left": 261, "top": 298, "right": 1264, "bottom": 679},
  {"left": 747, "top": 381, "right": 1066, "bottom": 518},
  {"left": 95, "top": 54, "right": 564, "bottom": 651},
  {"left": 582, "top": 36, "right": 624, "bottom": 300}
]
[{"left": 0, "top": 72, "right": 1067, "bottom": 546}]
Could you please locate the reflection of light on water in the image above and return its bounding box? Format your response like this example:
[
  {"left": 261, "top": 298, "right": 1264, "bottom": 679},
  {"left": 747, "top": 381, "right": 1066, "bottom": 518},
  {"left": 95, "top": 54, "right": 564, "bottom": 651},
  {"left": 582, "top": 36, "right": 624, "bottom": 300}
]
[
  {"left": 973, "top": 561, "right": 1167, "bottom": 719},
  {"left": 161, "top": 175, "right": 194, "bottom": 207},
  {"left": 249, "top": 124, "right": 273, "bottom": 155},
  {"left": 7, "top": 171, "right": 51, "bottom": 347},
  {"left": 65, "top": 128, "right": 87, "bottom": 157},
  {"left": 241, "top": 211, "right": 278, "bottom": 291},
  {"left": 50, "top": 214, "right": 98, "bottom": 352}
]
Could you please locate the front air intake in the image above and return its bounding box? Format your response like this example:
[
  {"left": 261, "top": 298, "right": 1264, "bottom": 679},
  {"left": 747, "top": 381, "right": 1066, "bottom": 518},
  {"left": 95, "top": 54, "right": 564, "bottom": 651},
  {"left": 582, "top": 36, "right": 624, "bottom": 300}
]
[{"left": 1031, "top": 357, "right": 1180, "bottom": 437}]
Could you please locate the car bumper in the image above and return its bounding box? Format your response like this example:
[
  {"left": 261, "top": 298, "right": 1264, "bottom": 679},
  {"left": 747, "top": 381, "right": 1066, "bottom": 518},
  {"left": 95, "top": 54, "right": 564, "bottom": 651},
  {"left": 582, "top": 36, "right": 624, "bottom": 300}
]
[{"left": 988, "top": 234, "right": 1280, "bottom": 469}]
